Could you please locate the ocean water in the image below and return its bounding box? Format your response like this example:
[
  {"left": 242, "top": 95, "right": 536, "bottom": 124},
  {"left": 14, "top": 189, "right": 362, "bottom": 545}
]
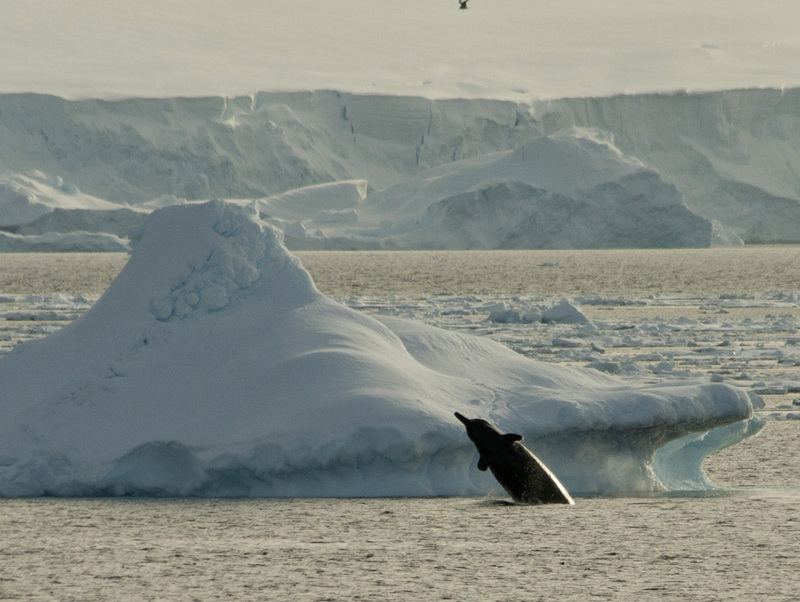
[
  {"left": 2, "top": 485, "right": 800, "bottom": 601},
  {"left": 3, "top": 246, "right": 800, "bottom": 298},
  {"left": 1, "top": 248, "right": 800, "bottom": 601}
]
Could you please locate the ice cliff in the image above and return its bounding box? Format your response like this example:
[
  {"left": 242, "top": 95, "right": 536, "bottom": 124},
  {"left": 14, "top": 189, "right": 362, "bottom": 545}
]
[
  {"left": 0, "top": 202, "right": 760, "bottom": 497},
  {"left": 1, "top": 89, "right": 799, "bottom": 249}
]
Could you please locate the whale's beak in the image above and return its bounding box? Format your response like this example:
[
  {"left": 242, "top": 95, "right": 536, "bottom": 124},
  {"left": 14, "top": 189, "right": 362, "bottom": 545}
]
[{"left": 454, "top": 412, "right": 470, "bottom": 426}]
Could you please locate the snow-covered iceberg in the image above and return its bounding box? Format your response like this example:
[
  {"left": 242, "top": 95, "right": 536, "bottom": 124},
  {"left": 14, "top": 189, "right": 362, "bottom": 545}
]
[
  {"left": 0, "top": 229, "right": 129, "bottom": 252},
  {"left": 0, "top": 171, "right": 144, "bottom": 250},
  {"left": 0, "top": 171, "right": 136, "bottom": 228},
  {"left": 0, "top": 202, "right": 759, "bottom": 497}
]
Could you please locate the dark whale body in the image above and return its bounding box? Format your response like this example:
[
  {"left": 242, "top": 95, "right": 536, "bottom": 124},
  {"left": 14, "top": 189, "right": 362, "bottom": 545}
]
[{"left": 455, "top": 412, "right": 575, "bottom": 505}]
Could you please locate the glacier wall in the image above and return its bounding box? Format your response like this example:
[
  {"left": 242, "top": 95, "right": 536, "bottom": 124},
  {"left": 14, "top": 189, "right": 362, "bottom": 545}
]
[
  {"left": 1, "top": 88, "right": 799, "bottom": 244},
  {"left": 540, "top": 89, "right": 800, "bottom": 244}
]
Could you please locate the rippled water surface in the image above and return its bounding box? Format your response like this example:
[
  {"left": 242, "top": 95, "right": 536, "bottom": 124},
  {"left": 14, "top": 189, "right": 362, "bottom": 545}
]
[
  {"left": 2, "top": 478, "right": 799, "bottom": 601},
  {"left": 3, "top": 246, "right": 800, "bottom": 298},
  {"left": 1, "top": 248, "right": 799, "bottom": 600}
]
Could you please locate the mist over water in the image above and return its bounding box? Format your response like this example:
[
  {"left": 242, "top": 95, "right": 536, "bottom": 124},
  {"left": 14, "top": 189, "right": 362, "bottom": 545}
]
[{"left": 1, "top": 248, "right": 799, "bottom": 599}]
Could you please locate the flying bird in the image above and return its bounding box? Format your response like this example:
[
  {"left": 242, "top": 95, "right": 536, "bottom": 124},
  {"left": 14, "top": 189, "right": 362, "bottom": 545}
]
[{"left": 459, "top": 0, "right": 469, "bottom": 9}]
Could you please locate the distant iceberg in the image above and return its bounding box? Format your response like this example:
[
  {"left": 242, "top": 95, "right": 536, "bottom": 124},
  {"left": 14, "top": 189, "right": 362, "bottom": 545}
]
[
  {"left": 0, "top": 171, "right": 144, "bottom": 251},
  {"left": 0, "top": 171, "right": 132, "bottom": 228},
  {"left": 0, "top": 229, "right": 129, "bottom": 252},
  {"left": 0, "top": 202, "right": 759, "bottom": 497}
]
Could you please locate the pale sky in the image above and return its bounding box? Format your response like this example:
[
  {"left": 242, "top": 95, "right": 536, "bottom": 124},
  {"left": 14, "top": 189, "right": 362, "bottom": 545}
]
[{"left": 2, "top": 0, "right": 799, "bottom": 100}]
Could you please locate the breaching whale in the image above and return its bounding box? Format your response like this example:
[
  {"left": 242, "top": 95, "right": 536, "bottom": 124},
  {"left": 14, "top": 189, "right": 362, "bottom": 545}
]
[{"left": 455, "top": 412, "right": 575, "bottom": 504}]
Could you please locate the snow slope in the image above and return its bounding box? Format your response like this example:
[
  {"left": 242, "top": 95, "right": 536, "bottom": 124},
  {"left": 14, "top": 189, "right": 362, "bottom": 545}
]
[
  {"left": 0, "top": 202, "right": 759, "bottom": 497},
  {"left": 342, "top": 129, "right": 709, "bottom": 248}
]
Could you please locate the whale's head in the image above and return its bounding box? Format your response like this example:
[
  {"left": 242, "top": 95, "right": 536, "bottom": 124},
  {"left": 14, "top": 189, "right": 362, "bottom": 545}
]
[
  {"left": 454, "top": 412, "right": 522, "bottom": 451},
  {"left": 454, "top": 411, "right": 494, "bottom": 439}
]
